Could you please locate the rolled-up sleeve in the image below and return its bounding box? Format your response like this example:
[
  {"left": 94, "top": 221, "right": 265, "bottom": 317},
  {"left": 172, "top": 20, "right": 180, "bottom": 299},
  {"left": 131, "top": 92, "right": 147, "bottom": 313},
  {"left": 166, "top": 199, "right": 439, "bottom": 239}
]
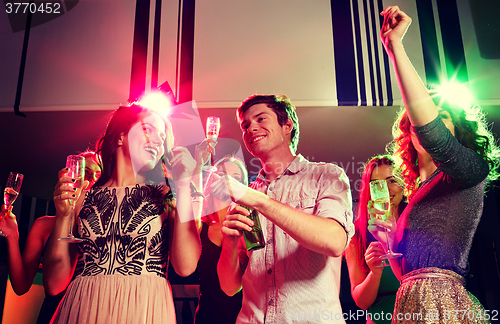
[{"left": 315, "top": 164, "right": 354, "bottom": 249}]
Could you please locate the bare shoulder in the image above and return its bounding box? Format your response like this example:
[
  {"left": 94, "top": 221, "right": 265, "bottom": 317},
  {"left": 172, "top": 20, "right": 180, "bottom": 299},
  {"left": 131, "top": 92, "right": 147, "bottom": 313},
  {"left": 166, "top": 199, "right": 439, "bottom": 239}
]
[
  {"left": 29, "top": 216, "right": 56, "bottom": 244},
  {"left": 32, "top": 216, "right": 56, "bottom": 230}
]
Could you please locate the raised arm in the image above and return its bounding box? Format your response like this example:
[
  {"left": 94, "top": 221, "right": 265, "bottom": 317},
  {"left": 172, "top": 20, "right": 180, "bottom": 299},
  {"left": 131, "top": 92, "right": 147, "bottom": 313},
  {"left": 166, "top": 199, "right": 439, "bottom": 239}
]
[
  {"left": 2, "top": 209, "right": 53, "bottom": 295},
  {"left": 43, "top": 169, "right": 80, "bottom": 296},
  {"left": 192, "top": 139, "right": 217, "bottom": 232},
  {"left": 0, "top": 206, "right": 26, "bottom": 295},
  {"left": 381, "top": 5, "right": 439, "bottom": 126},
  {"left": 168, "top": 147, "right": 201, "bottom": 277}
]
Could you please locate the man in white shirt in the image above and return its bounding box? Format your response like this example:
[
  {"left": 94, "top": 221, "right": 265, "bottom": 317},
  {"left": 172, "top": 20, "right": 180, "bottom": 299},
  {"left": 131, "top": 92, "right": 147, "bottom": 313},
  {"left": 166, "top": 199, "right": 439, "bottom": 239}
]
[{"left": 215, "top": 94, "right": 354, "bottom": 324}]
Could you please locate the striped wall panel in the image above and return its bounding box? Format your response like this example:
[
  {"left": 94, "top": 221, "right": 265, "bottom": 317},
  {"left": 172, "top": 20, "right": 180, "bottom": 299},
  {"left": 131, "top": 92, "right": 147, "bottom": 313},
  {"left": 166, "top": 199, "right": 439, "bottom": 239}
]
[
  {"left": 1, "top": 0, "right": 499, "bottom": 112},
  {"left": 331, "top": 0, "right": 393, "bottom": 106}
]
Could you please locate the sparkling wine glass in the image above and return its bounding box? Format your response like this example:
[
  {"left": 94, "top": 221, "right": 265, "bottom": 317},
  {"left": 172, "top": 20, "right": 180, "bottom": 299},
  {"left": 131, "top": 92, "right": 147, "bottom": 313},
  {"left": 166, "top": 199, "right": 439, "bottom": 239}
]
[
  {"left": 203, "top": 116, "right": 220, "bottom": 172},
  {"left": 59, "top": 155, "right": 85, "bottom": 242},
  {"left": 2, "top": 172, "right": 24, "bottom": 236},
  {"left": 369, "top": 180, "right": 402, "bottom": 259}
]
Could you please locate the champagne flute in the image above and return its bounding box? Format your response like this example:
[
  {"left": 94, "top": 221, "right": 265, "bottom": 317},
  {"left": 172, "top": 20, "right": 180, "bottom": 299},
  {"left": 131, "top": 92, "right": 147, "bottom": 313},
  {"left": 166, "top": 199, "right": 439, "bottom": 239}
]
[
  {"left": 369, "top": 180, "right": 402, "bottom": 259},
  {"left": 203, "top": 116, "right": 220, "bottom": 172},
  {"left": 59, "top": 155, "right": 85, "bottom": 242},
  {"left": 2, "top": 172, "right": 24, "bottom": 236}
]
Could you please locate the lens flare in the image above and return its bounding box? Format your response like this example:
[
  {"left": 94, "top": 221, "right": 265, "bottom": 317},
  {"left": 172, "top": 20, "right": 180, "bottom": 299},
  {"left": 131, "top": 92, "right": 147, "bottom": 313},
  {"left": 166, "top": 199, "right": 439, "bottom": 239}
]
[
  {"left": 433, "top": 82, "right": 474, "bottom": 111},
  {"left": 139, "top": 92, "right": 173, "bottom": 113}
]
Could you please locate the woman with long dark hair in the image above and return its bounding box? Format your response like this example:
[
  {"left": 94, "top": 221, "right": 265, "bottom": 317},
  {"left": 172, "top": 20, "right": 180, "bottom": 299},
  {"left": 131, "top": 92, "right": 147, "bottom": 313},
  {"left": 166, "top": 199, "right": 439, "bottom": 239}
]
[
  {"left": 193, "top": 155, "right": 247, "bottom": 324},
  {"left": 44, "top": 104, "right": 201, "bottom": 323},
  {"left": 370, "top": 6, "right": 500, "bottom": 322},
  {"left": 345, "top": 155, "right": 404, "bottom": 323}
]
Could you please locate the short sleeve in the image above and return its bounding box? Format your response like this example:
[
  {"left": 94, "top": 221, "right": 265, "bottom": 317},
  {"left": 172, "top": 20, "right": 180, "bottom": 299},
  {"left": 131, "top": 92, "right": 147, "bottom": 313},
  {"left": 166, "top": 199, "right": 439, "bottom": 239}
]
[{"left": 315, "top": 164, "right": 355, "bottom": 250}]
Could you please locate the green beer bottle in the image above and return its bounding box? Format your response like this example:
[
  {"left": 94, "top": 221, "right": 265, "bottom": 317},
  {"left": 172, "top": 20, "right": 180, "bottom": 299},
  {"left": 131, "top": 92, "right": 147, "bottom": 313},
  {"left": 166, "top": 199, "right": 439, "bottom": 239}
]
[{"left": 241, "top": 206, "right": 265, "bottom": 251}]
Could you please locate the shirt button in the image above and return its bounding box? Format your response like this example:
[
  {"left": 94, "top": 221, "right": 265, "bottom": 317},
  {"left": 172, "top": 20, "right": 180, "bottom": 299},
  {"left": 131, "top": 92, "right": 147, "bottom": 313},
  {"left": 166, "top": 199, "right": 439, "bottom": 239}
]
[
  {"left": 267, "top": 239, "right": 273, "bottom": 244},
  {"left": 268, "top": 299, "right": 274, "bottom": 305},
  {"left": 268, "top": 268, "right": 272, "bottom": 274},
  {"left": 268, "top": 187, "right": 273, "bottom": 192}
]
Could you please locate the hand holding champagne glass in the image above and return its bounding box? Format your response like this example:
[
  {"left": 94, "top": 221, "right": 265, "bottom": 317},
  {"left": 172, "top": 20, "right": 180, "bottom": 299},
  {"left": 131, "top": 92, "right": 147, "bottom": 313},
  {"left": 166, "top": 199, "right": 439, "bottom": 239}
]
[
  {"left": 59, "top": 155, "right": 85, "bottom": 242},
  {"left": 369, "top": 179, "right": 402, "bottom": 259},
  {"left": 2, "top": 172, "right": 24, "bottom": 236},
  {"left": 203, "top": 116, "right": 220, "bottom": 171},
  {"left": 206, "top": 116, "right": 220, "bottom": 141}
]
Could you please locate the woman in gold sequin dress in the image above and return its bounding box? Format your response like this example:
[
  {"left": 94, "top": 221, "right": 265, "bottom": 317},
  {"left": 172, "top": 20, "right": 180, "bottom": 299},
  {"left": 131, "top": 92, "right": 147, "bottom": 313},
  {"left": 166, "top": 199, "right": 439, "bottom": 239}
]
[
  {"left": 44, "top": 104, "right": 201, "bottom": 324},
  {"left": 369, "top": 5, "right": 500, "bottom": 324}
]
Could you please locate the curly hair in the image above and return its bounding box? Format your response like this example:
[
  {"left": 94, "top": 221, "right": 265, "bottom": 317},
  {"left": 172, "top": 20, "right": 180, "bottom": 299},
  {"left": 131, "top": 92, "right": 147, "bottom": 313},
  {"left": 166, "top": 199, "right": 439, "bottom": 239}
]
[
  {"left": 388, "top": 97, "right": 500, "bottom": 201},
  {"left": 237, "top": 94, "right": 300, "bottom": 154},
  {"left": 388, "top": 109, "right": 420, "bottom": 201},
  {"left": 351, "top": 155, "right": 405, "bottom": 273}
]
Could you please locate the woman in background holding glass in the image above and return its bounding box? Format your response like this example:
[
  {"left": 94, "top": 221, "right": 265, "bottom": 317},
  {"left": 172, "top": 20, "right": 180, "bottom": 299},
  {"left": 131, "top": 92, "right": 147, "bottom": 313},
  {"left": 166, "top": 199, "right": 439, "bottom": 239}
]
[
  {"left": 345, "top": 155, "right": 404, "bottom": 324},
  {"left": 0, "top": 150, "right": 101, "bottom": 324},
  {"left": 192, "top": 146, "right": 246, "bottom": 324},
  {"left": 44, "top": 104, "right": 201, "bottom": 324}
]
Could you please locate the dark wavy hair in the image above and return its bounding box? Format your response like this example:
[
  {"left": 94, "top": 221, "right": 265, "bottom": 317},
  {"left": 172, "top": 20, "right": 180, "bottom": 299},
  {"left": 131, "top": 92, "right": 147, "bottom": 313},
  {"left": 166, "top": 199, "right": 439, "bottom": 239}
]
[
  {"left": 388, "top": 96, "right": 500, "bottom": 201},
  {"left": 351, "top": 155, "right": 405, "bottom": 273},
  {"left": 202, "top": 155, "right": 248, "bottom": 223},
  {"left": 94, "top": 104, "right": 174, "bottom": 187},
  {"left": 237, "top": 94, "right": 300, "bottom": 154}
]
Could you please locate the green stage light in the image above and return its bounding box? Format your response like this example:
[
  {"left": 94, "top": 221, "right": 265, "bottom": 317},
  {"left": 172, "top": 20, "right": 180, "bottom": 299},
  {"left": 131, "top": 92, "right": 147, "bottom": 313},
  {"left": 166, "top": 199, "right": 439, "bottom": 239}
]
[{"left": 433, "top": 81, "right": 474, "bottom": 112}]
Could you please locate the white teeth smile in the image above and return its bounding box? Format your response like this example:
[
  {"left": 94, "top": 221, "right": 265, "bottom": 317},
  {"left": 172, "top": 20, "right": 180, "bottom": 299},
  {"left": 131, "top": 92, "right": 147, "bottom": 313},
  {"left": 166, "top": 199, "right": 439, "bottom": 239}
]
[
  {"left": 251, "top": 136, "right": 265, "bottom": 144},
  {"left": 145, "top": 147, "right": 158, "bottom": 156}
]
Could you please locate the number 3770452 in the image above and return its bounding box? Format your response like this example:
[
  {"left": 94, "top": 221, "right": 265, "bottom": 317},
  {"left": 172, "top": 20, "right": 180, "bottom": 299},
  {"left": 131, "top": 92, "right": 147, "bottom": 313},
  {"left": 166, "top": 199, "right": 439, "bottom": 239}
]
[{"left": 6, "top": 2, "right": 62, "bottom": 14}]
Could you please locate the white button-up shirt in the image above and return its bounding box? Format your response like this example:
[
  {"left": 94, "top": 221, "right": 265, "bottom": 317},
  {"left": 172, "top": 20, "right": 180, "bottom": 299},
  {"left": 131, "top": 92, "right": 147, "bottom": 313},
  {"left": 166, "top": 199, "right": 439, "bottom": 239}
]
[{"left": 236, "top": 155, "right": 354, "bottom": 324}]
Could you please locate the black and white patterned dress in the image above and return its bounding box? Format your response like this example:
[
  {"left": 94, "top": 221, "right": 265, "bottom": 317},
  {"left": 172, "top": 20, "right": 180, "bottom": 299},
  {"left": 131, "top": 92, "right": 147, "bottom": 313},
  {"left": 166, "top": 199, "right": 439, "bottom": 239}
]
[{"left": 51, "top": 184, "right": 176, "bottom": 324}]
